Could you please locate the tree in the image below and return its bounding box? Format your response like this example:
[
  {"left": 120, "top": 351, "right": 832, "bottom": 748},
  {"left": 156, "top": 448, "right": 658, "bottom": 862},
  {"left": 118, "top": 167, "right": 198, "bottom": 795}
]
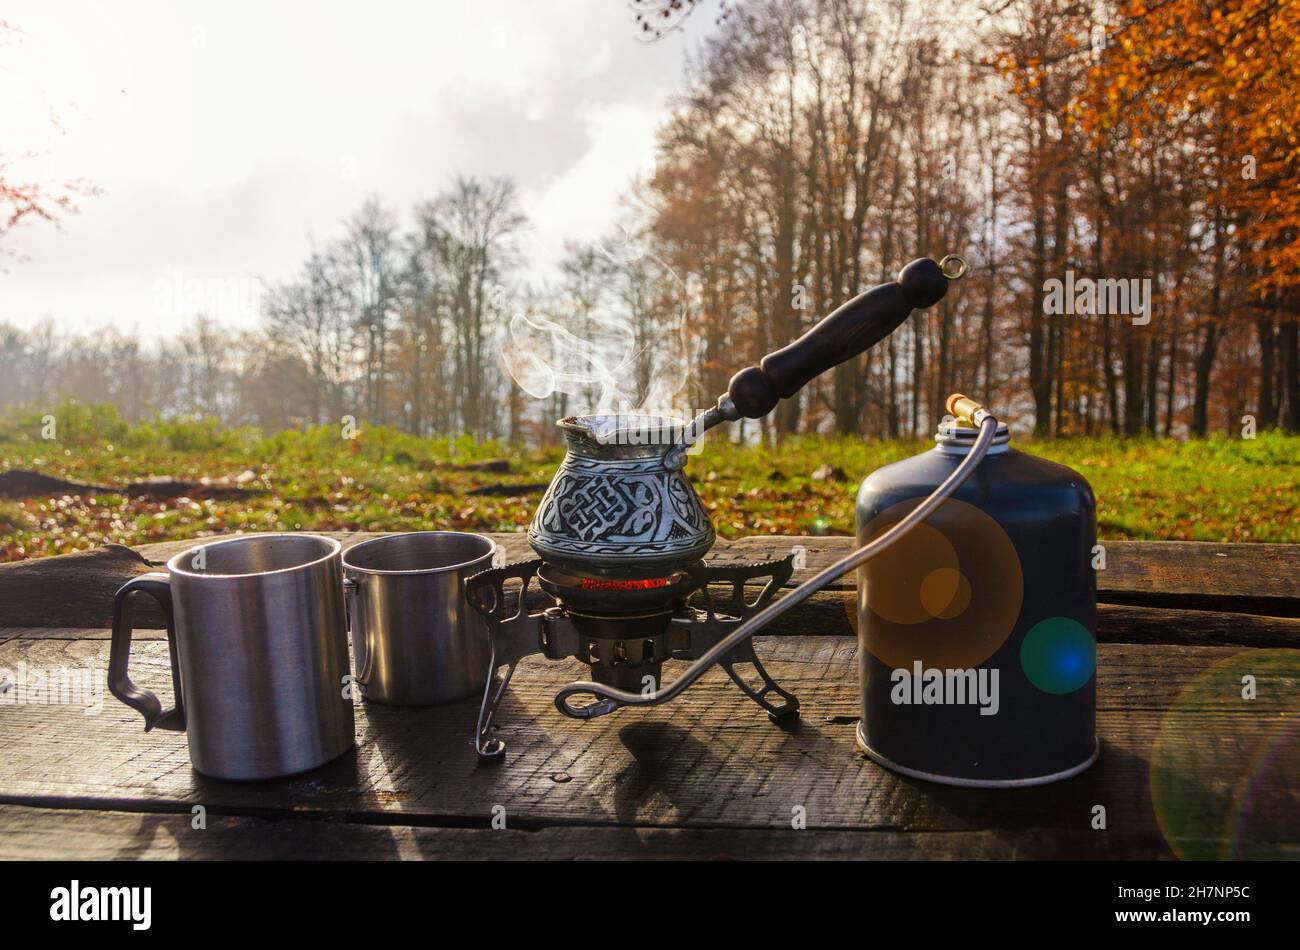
[
  {"left": 1080, "top": 0, "right": 1300, "bottom": 431},
  {"left": 632, "top": 0, "right": 731, "bottom": 39},
  {"left": 431, "top": 177, "right": 525, "bottom": 438},
  {"left": 263, "top": 246, "right": 354, "bottom": 424},
  {"left": 0, "top": 22, "right": 96, "bottom": 265},
  {"left": 341, "top": 198, "right": 401, "bottom": 425}
]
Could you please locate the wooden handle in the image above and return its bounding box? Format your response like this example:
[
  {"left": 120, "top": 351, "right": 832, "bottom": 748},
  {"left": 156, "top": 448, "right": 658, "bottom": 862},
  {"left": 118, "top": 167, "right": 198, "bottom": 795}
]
[{"left": 725, "top": 257, "right": 957, "bottom": 419}]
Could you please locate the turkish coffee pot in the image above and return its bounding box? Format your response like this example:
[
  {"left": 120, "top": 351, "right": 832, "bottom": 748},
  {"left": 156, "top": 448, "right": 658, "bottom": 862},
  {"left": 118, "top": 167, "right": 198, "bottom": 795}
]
[
  {"left": 467, "top": 255, "right": 971, "bottom": 760},
  {"left": 530, "top": 256, "right": 968, "bottom": 573}
]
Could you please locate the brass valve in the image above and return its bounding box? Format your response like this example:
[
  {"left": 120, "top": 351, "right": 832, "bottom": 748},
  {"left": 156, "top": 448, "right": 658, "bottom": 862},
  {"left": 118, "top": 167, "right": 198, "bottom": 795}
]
[{"left": 946, "top": 393, "right": 993, "bottom": 428}]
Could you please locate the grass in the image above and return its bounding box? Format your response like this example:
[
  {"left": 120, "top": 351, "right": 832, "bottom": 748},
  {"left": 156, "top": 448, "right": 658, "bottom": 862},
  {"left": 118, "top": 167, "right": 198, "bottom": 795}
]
[{"left": 1, "top": 400, "right": 1296, "bottom": 562}]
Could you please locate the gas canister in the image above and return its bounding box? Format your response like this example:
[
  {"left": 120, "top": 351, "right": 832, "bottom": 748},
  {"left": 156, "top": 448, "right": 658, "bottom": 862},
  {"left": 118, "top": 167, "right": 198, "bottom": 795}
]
[{"left": 855, "top": 395, "right": 1099, "bottom": 786}]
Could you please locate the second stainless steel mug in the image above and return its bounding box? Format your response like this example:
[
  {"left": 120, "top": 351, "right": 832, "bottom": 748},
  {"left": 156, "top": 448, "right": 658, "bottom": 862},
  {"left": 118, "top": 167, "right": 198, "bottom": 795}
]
[
  {"left": 109, "top": 533, "right": 355, "bottom": 781},
  {"left": 342, "top": 531, "right": 495, "bottom": 705}
]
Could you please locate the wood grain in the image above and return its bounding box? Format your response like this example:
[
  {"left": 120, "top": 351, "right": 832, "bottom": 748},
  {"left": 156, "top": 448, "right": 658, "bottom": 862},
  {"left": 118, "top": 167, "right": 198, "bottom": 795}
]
[
  {"left": 8, "top": 600, "right": 1294, "bottom": 647},
  {"left": 1, "top": 635, "right": 1295, "bottom": 859},
  {"left": 755, "top": 592, "right": 1300, "bottom": 648},
  {"left": 0, "top": 544, "right": 164, "bottom": 629},
  {"left": 721, "top": 535, "right": 1300, "bottom": 615},
  {"left": 0, "top": 803, "right": 1214, "bottom": 860},
  {"left": 3, "top": 532, "right": 1297, "bottom": 629}
]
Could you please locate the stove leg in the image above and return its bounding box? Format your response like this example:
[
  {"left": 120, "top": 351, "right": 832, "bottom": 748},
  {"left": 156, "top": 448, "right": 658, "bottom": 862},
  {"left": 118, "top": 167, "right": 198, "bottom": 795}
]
[
  {"left": 681, "top": 554, "right": 800, "bottom": 721},
  {"left": 475, "top": 639, "right": 516, "bottom": 762},
  {"left": 464, "top": 559, "right": 547, "bottom": 764},
  {"left": 718, "top": 638, "right": 800, "bottom": 721}
]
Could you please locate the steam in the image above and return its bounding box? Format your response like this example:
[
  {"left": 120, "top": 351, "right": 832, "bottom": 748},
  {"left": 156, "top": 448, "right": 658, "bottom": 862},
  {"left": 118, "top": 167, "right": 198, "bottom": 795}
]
[
  {"left": 501, "top": 310, "right": 641, "bottom": 410},
  {"left": 500, "top": 223, "right": 694, "bottom": 420}
]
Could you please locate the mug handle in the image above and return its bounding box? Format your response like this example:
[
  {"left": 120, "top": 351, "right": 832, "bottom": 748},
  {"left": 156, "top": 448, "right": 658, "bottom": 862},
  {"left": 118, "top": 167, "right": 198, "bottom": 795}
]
[
  {"left": 344, "top": 573, "right": 374, "bottom": 684},
  {"left": 109, "top": 572, "right": 186, "bottom": 732}
]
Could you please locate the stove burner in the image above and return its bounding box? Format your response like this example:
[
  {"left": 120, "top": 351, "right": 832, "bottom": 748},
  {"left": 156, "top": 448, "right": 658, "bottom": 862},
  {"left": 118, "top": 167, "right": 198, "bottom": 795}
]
[
  {"left": 532, "top": 563, "right": 696, "bottom": 694},
  {"left": 579, "top": 576, "right": 670, "bottom": 590},
  {"left": 536, "top": 563, "right": 693, "bottom": 615},
  {"left": 464, "top": 555, "right": 799, "bottom": 762}
]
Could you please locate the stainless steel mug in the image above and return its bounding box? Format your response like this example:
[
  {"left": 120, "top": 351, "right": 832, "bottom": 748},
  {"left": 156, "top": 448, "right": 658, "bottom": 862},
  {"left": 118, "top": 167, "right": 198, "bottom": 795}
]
[
  {"left": 342, "top": 532, "right": 496, "bottom": 705},
  {"left": 109, "top": 534, "right": 355, "bottom": 781}
]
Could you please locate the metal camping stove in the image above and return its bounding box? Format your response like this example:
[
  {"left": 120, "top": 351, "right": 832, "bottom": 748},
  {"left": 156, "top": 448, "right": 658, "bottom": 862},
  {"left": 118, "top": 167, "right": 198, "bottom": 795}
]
[
  {"left": 464, "top": 550, "right": 799, "bottom": 761},
  {"left": 466, "top": 255, "right": 970, "bottom": 761}
]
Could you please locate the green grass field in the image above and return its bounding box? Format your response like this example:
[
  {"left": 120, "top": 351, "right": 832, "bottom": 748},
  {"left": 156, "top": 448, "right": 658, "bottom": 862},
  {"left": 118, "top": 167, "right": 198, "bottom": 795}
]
[{"left": 1, "top": 401, "right": 1296, "bottom": 561}]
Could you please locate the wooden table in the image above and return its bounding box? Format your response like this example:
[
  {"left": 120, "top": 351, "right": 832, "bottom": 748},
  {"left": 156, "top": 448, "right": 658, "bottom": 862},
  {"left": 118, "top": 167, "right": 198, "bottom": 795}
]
[{"left": 1, "top": 533, "right": 1296, "bottom": 860}]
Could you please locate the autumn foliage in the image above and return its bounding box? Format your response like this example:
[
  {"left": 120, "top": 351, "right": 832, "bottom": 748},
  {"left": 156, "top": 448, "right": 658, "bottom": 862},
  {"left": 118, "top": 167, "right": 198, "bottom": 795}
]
[
  {"left": 1, "top": 4, "right": 1297, "bottom": 442},
  {"left": 987, "top": 0, "right": 1299, "bottom": 437},
  {"left": 1083, "top": 0, "right": 1300, "bottom": 291},
  {"left": 0, "top": 21, "right": 92, "bottom": 254}
]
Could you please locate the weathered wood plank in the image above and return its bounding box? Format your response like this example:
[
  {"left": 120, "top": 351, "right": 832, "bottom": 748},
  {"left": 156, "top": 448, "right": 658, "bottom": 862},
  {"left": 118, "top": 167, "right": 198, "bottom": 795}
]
[
  {"left": 721, "top": 536, "right": 1300, "bottom": 615},
  {"left": 0, "top": 532, "right": 534, "bottom": 628},
  {"left": 0, "top": 803, "right": 1208, "bottom": 860},
  {"left": 0, "top": 544, "right": 164, "bottom": 629},
  {"left": 11, "top": 589, "right": 1300, "bottom": 650},
  {"left": 135, "top": 533, "right": 1300, "bottom": 609},
  {"left": 7, "top": 595, "right": 1296, "bottom": 649},
  {"left": 1, "top": 636, "right": 1295, "bottom": 858},
  {"left": 0, "top": 627, "right": 167, "bottom": 641},
  {"left": 4, "top": 532, "right": 1296, "bottom": 629},
  {"left": 755, "top": 593, "right": 1300, "bottom": 648}
]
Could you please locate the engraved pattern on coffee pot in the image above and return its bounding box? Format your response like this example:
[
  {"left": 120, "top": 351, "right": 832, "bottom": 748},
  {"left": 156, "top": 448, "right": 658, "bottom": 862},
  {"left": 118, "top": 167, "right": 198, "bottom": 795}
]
[{"left": 527, "top": 418, "right": 714, "bottom": 571}]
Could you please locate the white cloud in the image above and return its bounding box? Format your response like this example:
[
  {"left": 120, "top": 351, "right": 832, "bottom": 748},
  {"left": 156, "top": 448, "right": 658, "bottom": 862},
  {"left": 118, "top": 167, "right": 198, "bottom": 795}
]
[
  {"left": 524, "top": 101, "right": 665, "bottom": 277},
  {"left": 0, "top": 0, "right": 712, "bottom": 332}
]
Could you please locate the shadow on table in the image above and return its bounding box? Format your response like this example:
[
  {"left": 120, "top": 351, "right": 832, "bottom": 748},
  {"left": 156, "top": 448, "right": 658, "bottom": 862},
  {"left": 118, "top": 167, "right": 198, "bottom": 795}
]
[
  {"left": 889, "top": 742, "right": 1179, "bottom": 859},
  {"left": 607, "top": 717, "right": 805, "bottom": 833}
]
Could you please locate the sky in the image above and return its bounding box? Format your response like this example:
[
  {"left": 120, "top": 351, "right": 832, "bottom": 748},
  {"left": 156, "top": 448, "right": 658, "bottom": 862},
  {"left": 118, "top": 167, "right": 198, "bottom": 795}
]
[{"left": 0, "top": 1, "right": 716, "bottom": 335}]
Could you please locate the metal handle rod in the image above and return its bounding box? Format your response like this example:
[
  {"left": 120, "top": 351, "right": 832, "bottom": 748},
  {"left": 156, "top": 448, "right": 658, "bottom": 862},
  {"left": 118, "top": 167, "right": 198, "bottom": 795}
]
[{"left": 554, "top": 414, "right": 1000, "bottom": 718}]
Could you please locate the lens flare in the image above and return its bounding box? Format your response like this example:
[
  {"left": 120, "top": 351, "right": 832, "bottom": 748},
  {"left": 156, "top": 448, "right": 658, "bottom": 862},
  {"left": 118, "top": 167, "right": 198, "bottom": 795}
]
[
  {"left": 1020, "top": 617, "right": 1095, "bottom": 694},
  {"left": 857, "top": 496, "right": 1023, "bottom": 669},
  {"left": 1150, "top": 650, "right": 1300, "bottom": 860}
]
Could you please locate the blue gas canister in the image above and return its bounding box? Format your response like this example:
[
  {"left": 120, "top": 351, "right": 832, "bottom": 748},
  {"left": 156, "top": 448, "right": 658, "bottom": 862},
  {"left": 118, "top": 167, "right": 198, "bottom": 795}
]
[{"left": 855, "top": 395, "right": 1099, "bottom": 786}]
